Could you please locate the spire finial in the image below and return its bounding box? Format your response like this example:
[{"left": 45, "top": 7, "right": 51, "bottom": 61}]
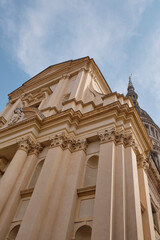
[
  {"left": 128, "top": 73, "right": 134, "bottom": 89},
  {"left": 129, "top": 73, "right": 132, "bottom": 81}
]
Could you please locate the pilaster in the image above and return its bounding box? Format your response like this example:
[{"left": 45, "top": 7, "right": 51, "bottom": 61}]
[
  {"left": 92, "top": 128, "right": 115, "bottom": 240},
  {"left": 137, "top": 154, "right": 155, "bottom": 240}
]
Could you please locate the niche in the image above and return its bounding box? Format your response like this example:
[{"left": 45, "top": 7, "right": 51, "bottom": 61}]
[
  {"left": 28, "top": 160, "right": 44, "bottom": 188},
  {"left": 75, "top": 225, "right": 92, "bottom": 240},
  {"left": 7, "top": 225, "right": 20, "bottom": 240},
  {"left": 83, "top": 155, "right": 99, "bottom": 187}
]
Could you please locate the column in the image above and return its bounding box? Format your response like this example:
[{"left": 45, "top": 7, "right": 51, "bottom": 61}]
[
  {"left": 16, "top": 134, "right": 65, "bottom": 240},
  {"left": 50, "top": 140, "right": 87, "bottom": 240},
  {"left": 0, "top": 138, "right": 30, "bottom": 215},
  {"left": 0, "top": 143, "right": 42, "bottom": 240},
  {"left": 137, "top": 155, "right": 155, "bottom": 240},
  {"left": 39, "top": 148, "right": 71, "bottom": 240},
  {"left": 92, "top": 128, "right": 115, "bottom": 240},
  {"left": 124, "top": 136, "right": 144, "bottom": 240},
  {"left": 112, "top": 138, "right": 126, "bottom": 240}
]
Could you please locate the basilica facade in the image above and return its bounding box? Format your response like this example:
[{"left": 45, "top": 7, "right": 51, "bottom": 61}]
[{"left": 0, "top": 56, "right": 159, "bottom": 240}]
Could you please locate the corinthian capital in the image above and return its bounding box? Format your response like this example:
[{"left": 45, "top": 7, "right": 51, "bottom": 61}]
[
  {"left": 29, "top": 142, "right": 43, "bottom": 156},
  {"left": 71, "top": 139, "right": 88, "bottom": 152},
  {"left": 99, "top": 128, "right": 116, "bottom": 144},
  {"left": 18, "top": 138, "right": 31, "bottom": 153},
  {"left": 50, "top": 133, "right": 69, "bottom": 148},
  {"left": 50, "top": 133, "right": 88, "bottom": 152},
  {"left": 137, "top": 154, "right": 149, "bottom": 171}
]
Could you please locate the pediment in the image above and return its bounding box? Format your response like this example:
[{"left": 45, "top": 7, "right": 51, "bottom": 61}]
[{"left": 8, "top": 56, "right": 111, "bottom": 101}]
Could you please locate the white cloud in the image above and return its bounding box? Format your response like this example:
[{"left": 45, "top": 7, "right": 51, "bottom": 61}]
[
  {"left": 0, "top": 0, "right": 152, "bottom": 76},
  {"left": 0, "top": 0, "right": 159, "bottom": 124}
]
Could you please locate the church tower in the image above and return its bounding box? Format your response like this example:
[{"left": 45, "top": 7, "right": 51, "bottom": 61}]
[{"left": 0, "top": 57, "right": 159, "bottom": 240}]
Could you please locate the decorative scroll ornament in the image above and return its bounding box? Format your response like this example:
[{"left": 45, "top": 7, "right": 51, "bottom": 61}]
[
  {"left": 137, "top": 154, "right": 149, "bottom": 171},
  {"left": 50, "top": 133, "right": 88, "bottom": 152},
  {"left": 8, "top": 108, "right": 23, "bottom": 125}
]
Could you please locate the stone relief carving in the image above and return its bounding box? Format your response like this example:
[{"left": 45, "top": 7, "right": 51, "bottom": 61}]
[
  {"left": 21, "top": 87, "right": 52, "bottom": 107},
  {"left": 8, "top": 108, "right": 23, "bottom": 125},
  {"left": 50, "top": 133, "right": 88, "bottom": 152}
]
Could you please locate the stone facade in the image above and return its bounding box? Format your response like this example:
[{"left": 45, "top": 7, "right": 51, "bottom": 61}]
[{"left": 0, "top": 56, "right": 159, "bottom": 240}]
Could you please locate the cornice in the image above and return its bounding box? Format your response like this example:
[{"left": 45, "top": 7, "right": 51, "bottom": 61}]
[
  {"left": 0, "top": 116, "right": 42, "bottom": 141},
  {"left": 0, "top": 99, "right": 152, "bottom": 155}
]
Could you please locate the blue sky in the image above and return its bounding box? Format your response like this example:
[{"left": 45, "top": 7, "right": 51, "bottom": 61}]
[{"left": 0, "top": 0, "right": 160, "bottom": 126}]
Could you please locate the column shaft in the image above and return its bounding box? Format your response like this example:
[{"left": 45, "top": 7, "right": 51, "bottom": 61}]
[
  {"left": 50, "top": 150, "right": 86, "bottom": 240},
  {"left": 38, "top": 149, "right": 71, "bottom": 240},
  {"left": 112, "top": 144, "right": 126, "bottom": 240},
  {"left": 92, "top": 141, "right": 115, "bottom": 240},
  {"left": 138, "top": 167, "right": 155, "bottom": 240},
  {"left": 16, "top": 146, "right": 63, "bottom": 240},
  {"left": 0, "top": 153, "right": 38, "bottom": 239},
  {"left": 0, "top": 146, "right": 28, "bottom": 215},
  {"left": 125, "top": 147, "right": 144, "bottom": 240}
]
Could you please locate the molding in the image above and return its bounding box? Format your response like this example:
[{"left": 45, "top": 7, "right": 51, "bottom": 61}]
[
  {"left": 21, "top": 87, "right": 52, "bottom": 107},
  {"left": 77, "top": 186, "right": 96, "bottom": 197},
  {"left": 20, "top": 188, "right": 34, "bottom": 198}
]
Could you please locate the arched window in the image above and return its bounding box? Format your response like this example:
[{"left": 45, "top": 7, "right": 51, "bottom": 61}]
[
  {"left": 7, "top": 225, "right": 20, "bottom": 240},
  {"left": 75, "top": 225, "right": 92, "bottom": 240},
  {"left": 84, "top": 155, "right": 99, "bottom": 187},
  {"left": 28, "top": 160, "right": 44, "bottom": 188}
]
